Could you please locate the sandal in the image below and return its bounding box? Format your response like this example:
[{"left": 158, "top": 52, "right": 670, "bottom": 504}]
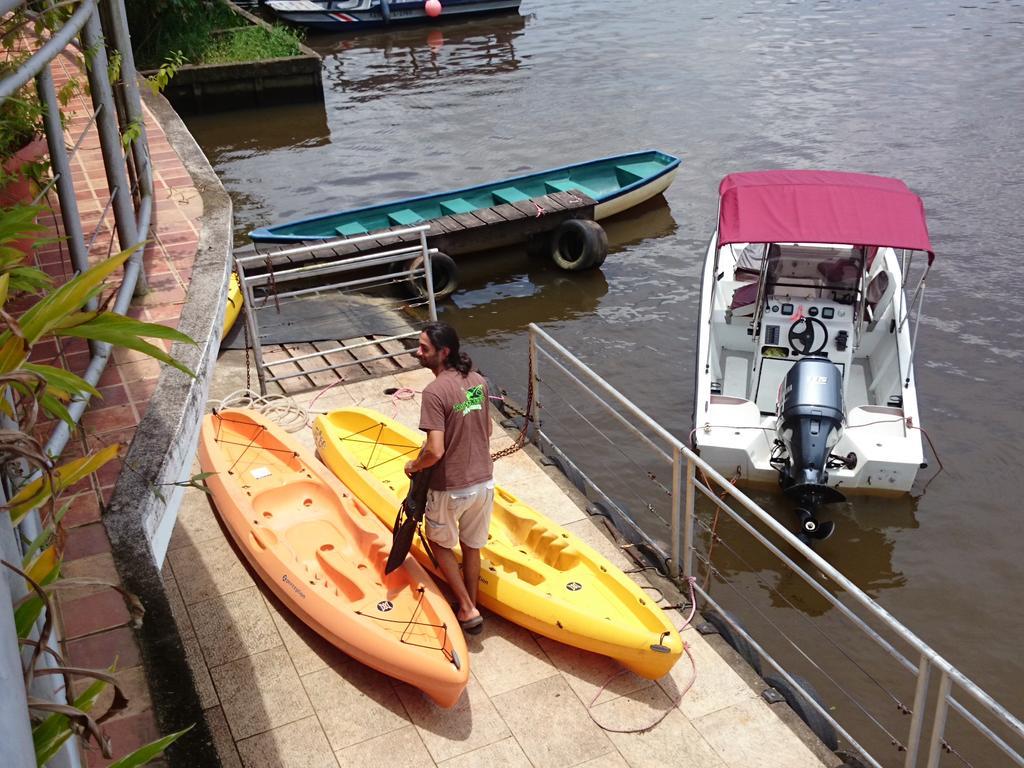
[{"left": 459, "top": 614, "right": 484, "bottom": 635}]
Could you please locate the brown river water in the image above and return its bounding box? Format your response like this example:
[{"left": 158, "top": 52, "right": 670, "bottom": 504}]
[{"left": 185, "top": 1, "right": 1024, "bottom": 763}]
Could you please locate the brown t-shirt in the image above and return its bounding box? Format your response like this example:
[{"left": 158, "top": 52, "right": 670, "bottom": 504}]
[{"left": 419, "top": 369, "right": 493, "bottom": 491}]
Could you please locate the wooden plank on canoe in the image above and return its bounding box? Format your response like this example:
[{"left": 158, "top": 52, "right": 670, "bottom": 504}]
[
  {"left": 450, "top": 211, "right": 491, "bottom": 229},
  {"left": 490, "top": 202, "right": 528, "bottom": 221},
  {"left": 471, "top": 206, "right": 508, "bottom": 225},
  {"left": 532, "top": 193, "right": 567, "bottom": 213}
]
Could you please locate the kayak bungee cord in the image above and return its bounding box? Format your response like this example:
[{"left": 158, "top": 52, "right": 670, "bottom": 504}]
[{"left": 354, "top": 587, "right": 455, "bottom": 664}]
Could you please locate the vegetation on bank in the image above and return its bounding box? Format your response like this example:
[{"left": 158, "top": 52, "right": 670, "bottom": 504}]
[{"left": 127, "top": 0, "right": 304, "bottom": 70}]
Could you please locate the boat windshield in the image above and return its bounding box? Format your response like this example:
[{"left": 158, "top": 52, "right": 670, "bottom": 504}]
[{"left": 764, "top": 243, "right": 864, "bottom": 304}]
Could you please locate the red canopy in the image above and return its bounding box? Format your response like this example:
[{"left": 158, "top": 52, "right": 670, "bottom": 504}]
[{"left": 718, "top": 171, "right": 935, "bottom": 262}]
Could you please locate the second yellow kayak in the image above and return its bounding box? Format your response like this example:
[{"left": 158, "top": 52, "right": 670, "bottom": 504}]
[{"left": 313, "top": 406, "right": 682, "bottom": 679}]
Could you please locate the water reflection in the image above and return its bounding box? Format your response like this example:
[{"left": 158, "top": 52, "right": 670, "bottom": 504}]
[
  {"left": 312, "top": 13, "right": 527, "bottom": 98},
  {"left": 601, "top": 195, "right": 679, "bottom": 249},
  {"left": 186, "top": 101, "right": 331, "bottom": 157},
  {"left": 446, "top": 249, "right": 610, "bottom": 335},
  {"left": 699, "top": 492, "right": 921, "bottom": 618}
]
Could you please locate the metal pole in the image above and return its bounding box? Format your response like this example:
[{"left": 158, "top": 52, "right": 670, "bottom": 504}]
[
  {"left": 236, "top": 262, "right": 269, "bottom": 395},
  {"left": 926, "top": 672, "right": 952, "bottom": 768},
  {"left": 35, "top": 69, "right": 91, "bottom": 287},
  {"left": 420, "top": 230, "right": 436, "bottom": 321},
  {"left": 683, "top": 456, "right": 696, "bottom": 580},
  {"left": 80, "top": 12, "right": 139, "bottom": 269},
  {"left": 904, "top": 655, "right": 933, "bottom": 768},
  {"left": 528, "top": 327, "right": 539, "bottom": 440},
  {"left": 904, "top": 283, "right": 925, "bottom": 388},
  {"left": 0, "top": 518, "right": 35, "bottom": 768},
  {"left": 669, "top": 446, "right": 681, "bottom": 580},
  {"left": 102, "top": 0, "right": 152, "bottom": 296}
]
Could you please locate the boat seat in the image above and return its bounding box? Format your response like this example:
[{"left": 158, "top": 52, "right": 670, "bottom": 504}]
[
  {"left": 729, "top": 282, "right": 759, "bottom": 312},
  {"left": 544, "top": 179, "right": 596, "bottom": 198},
  {"left": 335, "top": 222, "right": 367, "bottom": 237},
  {"left": 388, "top": 209, "right": 424, "bottom": 226},
  {"left": 439, "top": 197, "right": 477, "bottom": 215},
  {"left": 491, "top": 186, "right": 530, "bottom": 205},
  {"left": 614, "top": 164, "right": 647, "bottom": 185}
]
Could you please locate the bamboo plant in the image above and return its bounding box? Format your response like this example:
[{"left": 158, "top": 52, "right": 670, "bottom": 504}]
[{"left": 1, "top": 202, "right": 193, "bottom": 766}]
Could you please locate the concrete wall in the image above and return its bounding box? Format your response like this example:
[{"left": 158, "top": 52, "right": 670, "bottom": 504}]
[{"left": 101, "top": 84, "right": 232, "bottom": 767}]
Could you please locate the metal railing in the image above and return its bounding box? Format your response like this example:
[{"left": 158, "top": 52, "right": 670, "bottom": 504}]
[
  {"left": 526, "top": 322, "right": 1024, "bottom": 768},
  {"left": 2, "top": 1, "right": 156, "bottom": 765},
  {"left": 236, "top": 225, "right": 439, "bottom": 394}
]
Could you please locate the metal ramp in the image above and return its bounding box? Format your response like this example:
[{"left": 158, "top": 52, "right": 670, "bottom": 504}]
[{"left": 235, "top": 225, "right": 439, "bottom": 395}]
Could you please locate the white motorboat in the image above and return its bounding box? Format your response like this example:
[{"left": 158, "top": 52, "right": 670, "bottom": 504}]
[{"left": 693, "top": 171, "right": 935, "bottom": 540}]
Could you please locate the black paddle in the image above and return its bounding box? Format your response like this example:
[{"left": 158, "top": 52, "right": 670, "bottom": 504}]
[{"left": 385, "top": 468, "right": 434, "bottom": 575}]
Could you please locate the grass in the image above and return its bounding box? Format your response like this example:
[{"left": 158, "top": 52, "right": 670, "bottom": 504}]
[{"left": 133, "top": 0, "right": 303, "bottom": 70}]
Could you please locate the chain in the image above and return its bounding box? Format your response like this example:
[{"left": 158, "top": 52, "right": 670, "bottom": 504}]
[
  {"left": 263, "top": 252, "right": 281, "bottom": 313},
  {"left": 242, "top": 302, "right": 252, "bottom": 393},
  {"left": 490, "top": 352, "right": 534, "bottom": 462}
]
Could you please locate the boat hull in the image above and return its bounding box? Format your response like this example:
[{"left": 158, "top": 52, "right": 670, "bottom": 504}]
[
  {"left": 313, "top": 407, "right": 682, "bottom": 680},
  {"left": 199, "top": 408, "right": 468, "bottom": 707},
  {"left": 221, "top": 272, "right": 243, "bottom": 339},
  {"left": 267, "top": 0, "right": 521, "bottom": 32},
  {"left": 249, "top": 150, "right": 680, "bottom": 244}
]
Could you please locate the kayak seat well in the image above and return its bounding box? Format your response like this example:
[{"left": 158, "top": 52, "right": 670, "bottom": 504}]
[
  {"left": 314, "top": 539, "right": 369, "bottom": 602},
  {"left": 491, "top": 186, "right": 530, "bottom": 205},
  {"left": 439, "top": 198, "right": 478, "bottom": 215},
  {"left": 388, "top": 209, "right": 423, "bottom": 227},
  {"left": 485, "top": 549, "right": 545, "bottom": 586}
]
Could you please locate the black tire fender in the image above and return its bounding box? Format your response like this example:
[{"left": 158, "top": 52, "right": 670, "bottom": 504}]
[
  {"left": 703, "top": 610, "right": 763, "bottom": 676},
  {"left": 405, "top": 251, "right": 458, "bottom": 299},
  {"left": 763, "top": 673, "right": 838, "bottom": 751},
  {"left": 550, "top": 219, "right": 608, "bottom": 271}
]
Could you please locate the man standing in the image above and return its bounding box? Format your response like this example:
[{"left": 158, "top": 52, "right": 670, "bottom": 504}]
[{"left": 404, "top": 322, "right": 493, "bottom": 634}]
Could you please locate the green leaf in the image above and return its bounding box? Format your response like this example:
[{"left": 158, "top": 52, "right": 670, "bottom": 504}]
[
  {"left": 7, "top": 443, "right": 121, "bottom": 525},
  {"left": 22, "top": 361, "right": 102, "bottom": 400},
  {"left": 33, "top": 675, "right": 110, "bottom": 764},
  {"left": 106, "top": 725, "right": 193, "bottom": 768},
  {"left": 21, "top": 500, "right": 71, "bottom": 567},
  {"left": 14, "top": 559, "right": 60, "bottom": 638},
  {"left": 54, "top": 314, "right": 195, "bottom": 378}
]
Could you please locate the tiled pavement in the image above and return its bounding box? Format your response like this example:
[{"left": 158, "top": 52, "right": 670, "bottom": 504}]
[{"left": 167, "top": 366, "right": 833, "bottom": 768}]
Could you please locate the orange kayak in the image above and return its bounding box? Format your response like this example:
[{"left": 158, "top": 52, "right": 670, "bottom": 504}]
[{"left": 198, "top": 408, "right": 468, "bottom": 708}]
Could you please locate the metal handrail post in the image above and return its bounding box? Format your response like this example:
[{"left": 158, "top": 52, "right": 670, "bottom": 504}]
[
  {"left": 103, "top": 0, "right": 154, "bottom": 296},
  {"left": 904, "top": 655, "right": 932, "bottom": 767},
  {"left": 926, "top": 672, "right": 952, "bottom": 768},
  {"left": 683, "top": 456, "right": 696, "bottom": 580},
  {"left": 669, "top": 446, "right": 681, "bottom": 580},
  {"left": 235, "top": 259, "right": 269, "bottom": 395},
  {"left": 528, "top": 328, "right": 540, "bottom": 440},
  {"left": 420, "top": 230, "right": 436, "bottom": 320},
  {"left": 81, "top": 12, "right": 139, "bottom": 264},
  {"left": 36, "top": 68, "right": 90, "bottom": 289}
]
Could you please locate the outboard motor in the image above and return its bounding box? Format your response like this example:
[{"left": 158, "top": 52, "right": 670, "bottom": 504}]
[{"left": 775, "top": 355, "right": 847, "bottom": 542}]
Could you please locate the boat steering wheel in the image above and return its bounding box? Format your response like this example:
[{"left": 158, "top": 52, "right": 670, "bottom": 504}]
[{"left": 788, "top": 317, "right": 829, "bottom": 355}]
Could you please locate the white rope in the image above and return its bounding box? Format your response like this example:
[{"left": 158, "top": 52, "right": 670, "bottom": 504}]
[{"left": 209, "top": 389, "right": 311, "bottom": 433}]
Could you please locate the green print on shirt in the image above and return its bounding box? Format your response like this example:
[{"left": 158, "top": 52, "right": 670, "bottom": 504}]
[{"left": 453, "top": 384, "right": 484, "bottom": 416}]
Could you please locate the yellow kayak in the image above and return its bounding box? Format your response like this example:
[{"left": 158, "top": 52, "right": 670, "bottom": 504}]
[
  {"left": 312, "top": 406, "right": 682, "bottom": 679},
  {"left": 222, "top": 272, "right": 243, "bottom": 339}
]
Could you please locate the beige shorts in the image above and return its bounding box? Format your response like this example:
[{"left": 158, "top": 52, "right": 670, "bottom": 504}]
[{"left": 424, "top": 479, "right": 495, "bottom": 550}]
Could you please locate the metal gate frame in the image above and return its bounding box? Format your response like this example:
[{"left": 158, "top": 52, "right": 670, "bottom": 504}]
[{"left": 235, "top": 225, "right": 439, "bottom": 395}]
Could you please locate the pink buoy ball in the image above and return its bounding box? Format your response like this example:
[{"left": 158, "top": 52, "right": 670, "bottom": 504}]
[{"left": 425, "top": 0, "right": 442, "bottom": 17}]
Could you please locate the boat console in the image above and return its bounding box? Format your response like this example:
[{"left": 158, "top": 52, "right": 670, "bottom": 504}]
[{"left": 753, "top": 296, "right": 856, "bottom": 413}]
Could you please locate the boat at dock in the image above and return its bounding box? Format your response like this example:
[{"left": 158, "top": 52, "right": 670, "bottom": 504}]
[
  {"left": 265, "top": 0, "right": 522, "bottom": 33},
  {"left": 313, "top": 406, "right": 683, "bottom": 680},
  {"left": 693, "top": 170, "right": 935, "bottom": 541},
  {"left": 248, "top": 150, "right": 680, "bottom": 244},
  {"left": 198, "top": 408, "right": 469, "bottom": 708}
]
